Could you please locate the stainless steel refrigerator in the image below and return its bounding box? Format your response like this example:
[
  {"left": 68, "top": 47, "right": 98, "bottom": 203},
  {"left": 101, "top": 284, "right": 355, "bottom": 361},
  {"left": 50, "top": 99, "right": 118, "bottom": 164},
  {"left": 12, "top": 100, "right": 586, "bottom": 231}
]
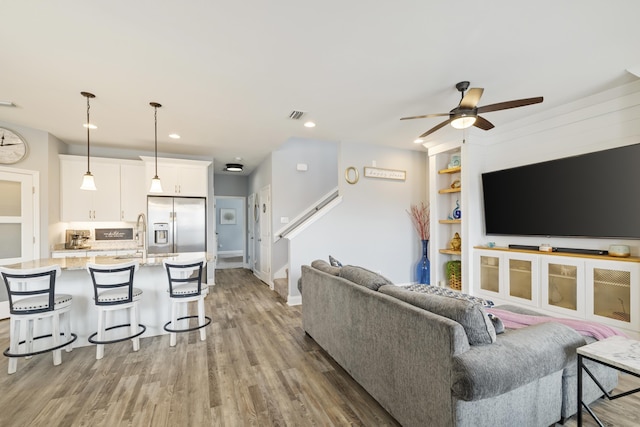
[{"left": 147, "top": 196, "right": 206, "bottom": 254}]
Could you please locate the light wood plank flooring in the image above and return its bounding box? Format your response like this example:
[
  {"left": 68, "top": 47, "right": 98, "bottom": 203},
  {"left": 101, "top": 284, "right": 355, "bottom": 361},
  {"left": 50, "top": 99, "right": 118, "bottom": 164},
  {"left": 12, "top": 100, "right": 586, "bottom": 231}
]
[{"left": 0, "top": 268, "right": 639, "bottom": 426}]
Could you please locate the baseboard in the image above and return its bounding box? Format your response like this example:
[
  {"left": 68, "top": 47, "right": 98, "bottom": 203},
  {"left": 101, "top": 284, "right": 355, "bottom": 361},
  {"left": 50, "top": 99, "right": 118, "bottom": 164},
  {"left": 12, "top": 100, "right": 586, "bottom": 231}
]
[{"left": 287, "top": 295, "right": 302, "bottom": 306}]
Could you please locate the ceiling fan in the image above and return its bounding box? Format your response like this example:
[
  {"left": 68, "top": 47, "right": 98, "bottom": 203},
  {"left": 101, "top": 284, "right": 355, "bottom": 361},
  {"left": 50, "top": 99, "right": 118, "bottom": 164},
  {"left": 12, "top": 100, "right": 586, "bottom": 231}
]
[{"left": 401, "top": 81, "right": 543, "bottom": 138}]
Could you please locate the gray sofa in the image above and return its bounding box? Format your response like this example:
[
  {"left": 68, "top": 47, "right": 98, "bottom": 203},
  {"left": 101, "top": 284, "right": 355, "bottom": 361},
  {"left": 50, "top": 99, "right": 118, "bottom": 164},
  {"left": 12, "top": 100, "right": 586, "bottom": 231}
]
[{"left": 300, "top": 261, "right": 618, "bottom": 427}]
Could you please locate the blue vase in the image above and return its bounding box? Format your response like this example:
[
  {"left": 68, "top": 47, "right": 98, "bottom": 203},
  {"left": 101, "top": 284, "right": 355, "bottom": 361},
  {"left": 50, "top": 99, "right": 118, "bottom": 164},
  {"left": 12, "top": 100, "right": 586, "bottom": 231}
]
[{"left": 416, "top": 239, "right": 430, "bottom": 285}]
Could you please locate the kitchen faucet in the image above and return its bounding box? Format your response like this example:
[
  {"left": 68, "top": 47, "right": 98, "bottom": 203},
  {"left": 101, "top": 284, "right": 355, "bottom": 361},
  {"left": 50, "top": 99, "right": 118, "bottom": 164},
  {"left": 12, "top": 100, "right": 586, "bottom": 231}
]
[{"left": 136, "top": 212, "right": 147, "bottom": 258}]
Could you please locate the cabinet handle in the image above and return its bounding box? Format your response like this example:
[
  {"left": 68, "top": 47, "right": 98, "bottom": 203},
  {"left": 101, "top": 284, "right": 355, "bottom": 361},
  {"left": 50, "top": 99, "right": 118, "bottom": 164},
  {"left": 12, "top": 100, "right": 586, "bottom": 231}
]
[
  {"left": 89, "top": 210, "right": 91, "bottom": 219},
  {"left": 121, "top": 211, "right": 124, "bottom": 220}
]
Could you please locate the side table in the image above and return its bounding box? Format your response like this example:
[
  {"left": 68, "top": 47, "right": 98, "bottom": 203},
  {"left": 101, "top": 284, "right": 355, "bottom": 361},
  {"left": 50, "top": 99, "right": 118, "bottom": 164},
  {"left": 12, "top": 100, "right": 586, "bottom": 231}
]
[{"left": 577, "top": 336, "right": 640, "bottom": 426}]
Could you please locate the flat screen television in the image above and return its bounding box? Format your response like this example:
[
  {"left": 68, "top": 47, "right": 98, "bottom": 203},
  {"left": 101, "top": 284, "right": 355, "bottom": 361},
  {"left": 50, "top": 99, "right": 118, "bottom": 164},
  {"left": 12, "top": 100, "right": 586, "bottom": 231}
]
[{"left": 481, "top": 143, "right": 640, "bottom": 239}]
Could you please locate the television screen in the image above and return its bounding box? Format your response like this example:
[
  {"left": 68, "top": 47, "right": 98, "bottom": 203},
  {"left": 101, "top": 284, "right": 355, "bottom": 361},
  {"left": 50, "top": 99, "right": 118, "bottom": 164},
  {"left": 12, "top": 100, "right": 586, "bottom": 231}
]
[{"left": 481, "top": 143, "right": 640, "bottom": 239}]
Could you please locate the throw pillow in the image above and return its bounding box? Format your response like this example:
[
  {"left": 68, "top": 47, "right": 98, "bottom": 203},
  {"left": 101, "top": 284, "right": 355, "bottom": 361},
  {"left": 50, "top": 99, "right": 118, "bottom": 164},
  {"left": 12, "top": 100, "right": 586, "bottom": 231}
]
[
  {"left": 311, "top": 259, "right": 341, "bottom": 276},
  {"left": 379, "top": 285, "right": 497, "bottom": 345},
  {"left": 339, "top": 265, "right": 393, "bottom": 291},
  {"left": 328, "top": 255, "right": 343, "bottom": 267}
]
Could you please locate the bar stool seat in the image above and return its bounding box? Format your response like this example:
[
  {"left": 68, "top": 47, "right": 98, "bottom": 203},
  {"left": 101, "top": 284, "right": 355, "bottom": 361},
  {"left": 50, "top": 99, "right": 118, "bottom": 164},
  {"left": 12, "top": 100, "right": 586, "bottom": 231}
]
[
  {"left": 0, "top": 265, "right": 77, "bottom": 375},
  {"left": 86, "top": 261, "right": 146, "bottom": 360},
  {"left": 163, "top": 258, "right": 211, "bottom": 347}
]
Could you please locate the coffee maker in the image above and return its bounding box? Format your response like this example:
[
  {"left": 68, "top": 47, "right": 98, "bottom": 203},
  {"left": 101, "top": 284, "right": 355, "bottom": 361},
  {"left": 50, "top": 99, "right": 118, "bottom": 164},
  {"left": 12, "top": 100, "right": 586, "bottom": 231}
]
[{"left": 65, "top": 229, "right": 91, "bottom": 249}]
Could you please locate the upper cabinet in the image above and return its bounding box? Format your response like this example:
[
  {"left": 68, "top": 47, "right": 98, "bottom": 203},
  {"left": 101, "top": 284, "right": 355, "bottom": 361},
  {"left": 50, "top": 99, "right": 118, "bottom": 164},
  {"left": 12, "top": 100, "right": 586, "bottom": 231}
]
[
  {"left": 120, "top": 162, "right": 147, "bottom": 222},
  {"left": 60, "top": 156, "right": 121, "bottom": 221},
  {"left": 140, "top": 157, "right": 211, "bottom": 197}
]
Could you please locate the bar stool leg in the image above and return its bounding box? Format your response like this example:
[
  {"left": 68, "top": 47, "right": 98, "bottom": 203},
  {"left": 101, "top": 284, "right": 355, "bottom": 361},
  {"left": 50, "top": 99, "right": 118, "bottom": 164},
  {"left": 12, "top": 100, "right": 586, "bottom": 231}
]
[
  {"left": 8, "top": 317, "right": 19, "bottom": 374},
  {"left": 198, "top": 298, "right": 206, "bottom": 341},
  {"left": 130, "top": 304, "right": 140, "bottom": 352},
  {"left": 96, "top": 309, "right": 105, "bottom": 360},
  {"left": 64, "top": 310, "right": 73, "bottom": 353},
  {"left": 52, "top": 312, "right": 62, "bottom": 366},
  {"left": 25, "top": 318, "right": 34, "bottom": 359},
  {"left": 170, "top": 301, "right": 177, "bottom": 347}
]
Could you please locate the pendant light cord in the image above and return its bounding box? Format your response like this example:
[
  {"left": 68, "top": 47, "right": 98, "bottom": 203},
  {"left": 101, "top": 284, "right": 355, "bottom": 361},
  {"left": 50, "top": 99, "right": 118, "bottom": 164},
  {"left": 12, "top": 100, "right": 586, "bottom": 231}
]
[
  {"left": 154, "top": 105, "right": 158, "bottom": 177},
  {"left": 86, "top": 95, "right": 91, "bottom": 173}
]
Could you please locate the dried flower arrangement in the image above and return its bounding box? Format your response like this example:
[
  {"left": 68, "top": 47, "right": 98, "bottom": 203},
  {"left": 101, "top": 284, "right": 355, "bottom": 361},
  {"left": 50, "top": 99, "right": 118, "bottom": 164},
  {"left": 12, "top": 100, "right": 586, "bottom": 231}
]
[{"left": 408, "top": 202, "right": 430, "bottom": 240}]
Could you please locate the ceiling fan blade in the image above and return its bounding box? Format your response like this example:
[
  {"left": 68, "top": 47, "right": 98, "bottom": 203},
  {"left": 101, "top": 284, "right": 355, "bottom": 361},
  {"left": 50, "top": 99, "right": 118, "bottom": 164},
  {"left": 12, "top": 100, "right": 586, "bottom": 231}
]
[
  {"left": 474, "top": 115, "right": 494, "bottom": 131},
  {"left": 459, "top": 88, "right": 484, "bottom": 109},
  {"left": 419, "top": 119, "right": 451, "bottom": 138},
  {"left": 477, "top": 96, "right": 543, "bottom": 114},
  {"left": 400, "top": 113, "right": 449, "bottom": 120}
]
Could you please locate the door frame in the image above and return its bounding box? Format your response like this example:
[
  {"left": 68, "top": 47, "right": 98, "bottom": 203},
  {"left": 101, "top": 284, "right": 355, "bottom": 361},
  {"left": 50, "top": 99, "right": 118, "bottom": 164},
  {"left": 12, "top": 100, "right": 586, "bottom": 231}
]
[
  {"left": 254, "top": 185, "right": 271, "bottom": 286},
  {"left": 0, "top": 166, "right": 39, "bottom": 319}
]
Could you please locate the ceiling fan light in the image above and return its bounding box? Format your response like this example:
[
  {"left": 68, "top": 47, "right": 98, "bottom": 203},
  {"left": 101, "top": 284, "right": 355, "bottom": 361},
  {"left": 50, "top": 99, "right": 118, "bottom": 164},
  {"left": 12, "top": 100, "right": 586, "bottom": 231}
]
[
  {"left": 80, "top": 172, "right": 97, "bottom": 191},
  {"left": 451, "top": 115, "right": 476, "bottom": 129}
]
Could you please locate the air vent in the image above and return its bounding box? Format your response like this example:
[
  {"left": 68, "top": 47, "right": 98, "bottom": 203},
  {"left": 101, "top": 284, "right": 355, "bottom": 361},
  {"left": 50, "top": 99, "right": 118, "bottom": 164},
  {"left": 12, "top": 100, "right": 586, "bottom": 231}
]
[{"left": 288, "top": 110, "right": 305, "bottom": 120}]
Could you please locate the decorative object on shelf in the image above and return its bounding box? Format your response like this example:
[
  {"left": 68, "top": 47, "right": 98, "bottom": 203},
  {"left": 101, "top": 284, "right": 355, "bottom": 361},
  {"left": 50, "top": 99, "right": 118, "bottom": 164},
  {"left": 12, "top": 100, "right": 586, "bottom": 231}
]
[
  {"left": 452, "top": 199, "right": 461, "bottom": 219},
  {"left": 408, "top": 202, "right": 430, "bottom": 284},
  {"left": 486, "top": 242, "right": 496, "bottom": 248},
  {"left": 446, "top": 260, "right": 462, "bottom": 290},
  {"left": 149, "top": 102, "right": 164, "bottom": 193},
  {"left": 80, "top": 91, "right": 97, "bottom": 191},
  {"left": 0, "top": 127, "right": 28, "bottom": 164},
  {"left": 448, "top": 154, "right": 461, "bottom": 168},
  {"left": 450, "top": 232, "right": 461, "bottom": 251},
  {"left": 550, "top": 283, "right": 563, "bottom": 303},
  {"left": 363, "top": 166, "right": 406, "bottom": 181},
  {"left": 344, "top": 166, "right": 359, "bottom": 184},
  {"left": 539, "top": 243, "right": 553, "bottom": 252},
  {"left": 451, "top": 179, "right": 461, "bottom": 189},
  {"left": 609, "top": 245, "right": 630, "bottom": 258}
]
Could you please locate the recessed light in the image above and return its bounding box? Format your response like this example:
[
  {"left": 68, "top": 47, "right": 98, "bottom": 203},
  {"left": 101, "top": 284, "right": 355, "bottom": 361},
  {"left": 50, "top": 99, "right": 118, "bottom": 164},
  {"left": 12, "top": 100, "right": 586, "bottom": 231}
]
[
  {"left": 304, "top": 121, "right": 316, "bottom": 128},
  {"left": 413, "top": 139, "right": 424, "bottom": 144},
  {"left": 169, "top": 133, "right": 180, "bottom": 139},
  {"left": 83, "top": 123, "right": 97, "bottom": 129}
]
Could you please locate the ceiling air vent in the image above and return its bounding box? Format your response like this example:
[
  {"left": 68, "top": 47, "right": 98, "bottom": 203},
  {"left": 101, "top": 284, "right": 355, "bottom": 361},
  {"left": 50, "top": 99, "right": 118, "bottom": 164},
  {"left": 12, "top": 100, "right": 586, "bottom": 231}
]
[{"left": 288, "top": 110, "right": 305, "bottom": 120}]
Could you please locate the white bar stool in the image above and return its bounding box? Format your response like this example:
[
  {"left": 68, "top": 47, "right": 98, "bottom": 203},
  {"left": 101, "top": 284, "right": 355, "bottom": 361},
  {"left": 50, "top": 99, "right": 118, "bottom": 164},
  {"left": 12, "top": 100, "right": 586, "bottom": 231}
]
[
  {"left": 0, "top": 265, "right": 76, "bottom": 374},
  {"left": 86, "top": 261, "right": 146, "bottom": 360},
  {"left": 163, "top": 258, "right": 211, "bottom": 347}
]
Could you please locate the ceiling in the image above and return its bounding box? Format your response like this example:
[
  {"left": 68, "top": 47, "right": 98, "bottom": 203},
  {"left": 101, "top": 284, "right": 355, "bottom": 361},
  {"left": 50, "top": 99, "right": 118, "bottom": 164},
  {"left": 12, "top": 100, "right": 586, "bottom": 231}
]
[{"left": 1, "top": 1, "right": 639, "bottom": 175}]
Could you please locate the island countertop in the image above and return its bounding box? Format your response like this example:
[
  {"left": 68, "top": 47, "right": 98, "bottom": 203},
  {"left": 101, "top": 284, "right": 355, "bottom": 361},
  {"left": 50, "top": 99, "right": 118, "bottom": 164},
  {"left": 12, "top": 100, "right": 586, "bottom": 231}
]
[{"left": 6, "top": 252, "right": 213, "bottom": 271}]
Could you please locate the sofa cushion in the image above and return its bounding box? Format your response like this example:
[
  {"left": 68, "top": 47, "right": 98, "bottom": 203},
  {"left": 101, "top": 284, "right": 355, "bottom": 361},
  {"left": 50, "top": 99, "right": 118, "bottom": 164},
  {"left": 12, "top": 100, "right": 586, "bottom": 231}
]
[
  {"left": 379, "top": 285, "right": 496, "bottom": 345},
  {"left": 339, "top": 265, "right": 393, "bottom": 291},
  {"left": 311, "top": 259, "right": 341, "bottom": 276}
]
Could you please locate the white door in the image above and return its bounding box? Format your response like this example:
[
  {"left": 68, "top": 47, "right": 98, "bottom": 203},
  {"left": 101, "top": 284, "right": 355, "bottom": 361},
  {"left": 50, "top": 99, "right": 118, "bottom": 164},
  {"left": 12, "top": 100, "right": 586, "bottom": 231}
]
[
  {"left": 0, "top": 169, "right": 37, "bottom": 319},
  {"left": 247, "top": 193, "right": 256, "bottom": 271},
  {"left": 254, "top": 186, "right": 271, "bottom": 285}
]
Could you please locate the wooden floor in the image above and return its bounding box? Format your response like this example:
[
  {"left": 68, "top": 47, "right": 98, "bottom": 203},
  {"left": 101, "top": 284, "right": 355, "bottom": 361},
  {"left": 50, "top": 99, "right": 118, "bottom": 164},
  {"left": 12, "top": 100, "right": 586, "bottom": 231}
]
[{"left": 1, "top": 268, "right": 639, "bottom": 426}]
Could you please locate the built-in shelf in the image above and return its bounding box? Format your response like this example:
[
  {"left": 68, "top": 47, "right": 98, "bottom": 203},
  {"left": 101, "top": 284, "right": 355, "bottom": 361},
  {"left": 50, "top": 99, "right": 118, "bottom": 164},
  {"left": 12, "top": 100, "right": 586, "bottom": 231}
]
[
  {"left": 440, "top": 249, "right": 461, "bottom": 255},
  {"left": 594, "top": 280, "right": 631, "bottom": 288},
  {"left": 438, "top": 187, "right": 461, "bottom": 194},
  {"left": 439, "top": 219, "right": 461, "bottom": 224},
  {"left": 549, "top": 273, "right": 577, "bottom": 280},
  {"left": 438, "top": 166, "right": 461, "bottom": 175}
]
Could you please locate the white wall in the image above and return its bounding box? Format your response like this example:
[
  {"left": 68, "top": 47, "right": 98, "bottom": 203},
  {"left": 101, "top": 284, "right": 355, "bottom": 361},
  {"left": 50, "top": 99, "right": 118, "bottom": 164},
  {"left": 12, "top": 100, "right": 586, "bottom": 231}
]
[
  {"left": 288, "top": 142, "right": 428, "bottom": 303},
  {"left": 464, "top": 79, "right": 640, "bottom": 276}
]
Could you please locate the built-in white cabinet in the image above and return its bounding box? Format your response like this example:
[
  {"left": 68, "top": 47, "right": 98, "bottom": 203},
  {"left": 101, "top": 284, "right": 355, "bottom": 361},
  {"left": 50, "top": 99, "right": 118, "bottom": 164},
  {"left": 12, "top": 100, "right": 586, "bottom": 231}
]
[
  {"left": 474, "top": 247, "right": 640, "bottom": 333},
  {"left": 120, "top": 163, "right": 147, "bottom": 221},
  {"left": 60, "top": 155, "right": 147, "bottom": 222},
  {"left": 60, "top": 156, "right": 121, "bottom": 221},
  {"left": 140, "top": 157, "right": 211, "bottom": 197}
]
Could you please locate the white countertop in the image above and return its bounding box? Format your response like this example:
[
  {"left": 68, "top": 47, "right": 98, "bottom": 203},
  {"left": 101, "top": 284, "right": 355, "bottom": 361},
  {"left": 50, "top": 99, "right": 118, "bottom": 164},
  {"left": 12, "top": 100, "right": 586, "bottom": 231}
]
[{"left": 7, "top": 252, "right": 212, "bottom": 271}]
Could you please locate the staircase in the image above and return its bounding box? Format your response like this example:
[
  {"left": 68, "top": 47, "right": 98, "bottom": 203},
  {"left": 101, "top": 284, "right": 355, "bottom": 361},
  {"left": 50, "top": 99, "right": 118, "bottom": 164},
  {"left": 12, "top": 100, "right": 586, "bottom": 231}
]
[{"left": 273, "top": 269, "right": 288, "bottom": 301}]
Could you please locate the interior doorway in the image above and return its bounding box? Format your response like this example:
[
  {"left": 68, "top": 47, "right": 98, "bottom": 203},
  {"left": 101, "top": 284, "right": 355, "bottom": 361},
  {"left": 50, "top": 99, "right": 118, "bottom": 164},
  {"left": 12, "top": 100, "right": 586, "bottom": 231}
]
[
  {"left": 254, "top": 185, "right": 271, "bottom": 285},
  {"left": 214, "top": 196, "right": 246, "bottom": 269}
]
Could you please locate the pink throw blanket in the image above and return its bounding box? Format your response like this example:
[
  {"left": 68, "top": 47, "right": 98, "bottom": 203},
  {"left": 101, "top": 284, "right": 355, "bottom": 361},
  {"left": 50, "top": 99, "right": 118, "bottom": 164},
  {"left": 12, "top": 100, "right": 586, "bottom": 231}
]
[{"left": 486, "top": 308, "right": 627, "bottom": 340}]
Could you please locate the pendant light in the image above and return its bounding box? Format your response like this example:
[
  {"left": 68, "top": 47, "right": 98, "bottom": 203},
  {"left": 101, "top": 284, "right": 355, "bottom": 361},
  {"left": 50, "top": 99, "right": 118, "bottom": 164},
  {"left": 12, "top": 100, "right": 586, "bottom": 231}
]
[
  {"left": 149, "top": 102, "right": 163, "bottom": 193},
  {"left": 80, "top": 91, "right": 97, "bottom": 191}
]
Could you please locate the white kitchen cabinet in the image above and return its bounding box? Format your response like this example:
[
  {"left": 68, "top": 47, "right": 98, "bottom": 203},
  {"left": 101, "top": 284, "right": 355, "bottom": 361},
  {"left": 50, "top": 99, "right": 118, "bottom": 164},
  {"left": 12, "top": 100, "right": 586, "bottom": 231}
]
[
  {"left": 120, "top": 162, "right": 147, "bottom": 221},
  {"left": 141, "top": 156, "right": 211, "bottom": 197},
  {"left": 60, "top": 156, "right": 120, "bottom": 221}
]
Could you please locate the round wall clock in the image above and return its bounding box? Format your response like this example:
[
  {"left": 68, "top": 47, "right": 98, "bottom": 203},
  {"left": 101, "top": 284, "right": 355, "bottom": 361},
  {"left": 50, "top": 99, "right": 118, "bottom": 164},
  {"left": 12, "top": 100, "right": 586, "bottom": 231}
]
[{"left": 0, "top": 127, "right": 28, "bottom": 164}]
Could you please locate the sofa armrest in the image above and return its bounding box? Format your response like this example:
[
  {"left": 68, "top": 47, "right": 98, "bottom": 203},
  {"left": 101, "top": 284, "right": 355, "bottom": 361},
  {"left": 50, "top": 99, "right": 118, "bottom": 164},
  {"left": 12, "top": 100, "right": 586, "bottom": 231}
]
[{"left": 451, "top": 322, "right": 586, "bottom": 401}]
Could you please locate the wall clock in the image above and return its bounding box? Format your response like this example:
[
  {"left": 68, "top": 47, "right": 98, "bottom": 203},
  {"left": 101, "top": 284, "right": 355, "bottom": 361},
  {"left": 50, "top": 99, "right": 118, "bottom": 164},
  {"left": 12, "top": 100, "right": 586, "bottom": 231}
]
[{"left": 0, "top": 127, "right": 28, "bottom": 164}]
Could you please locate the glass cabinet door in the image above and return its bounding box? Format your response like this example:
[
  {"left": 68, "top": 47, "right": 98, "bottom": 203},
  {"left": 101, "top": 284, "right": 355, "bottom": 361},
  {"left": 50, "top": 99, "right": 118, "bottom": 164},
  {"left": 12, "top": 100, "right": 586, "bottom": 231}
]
[
  {"left": 586, "top": 260, "right": 639, "bottom": 330},
  {"left": 540, "top": 257, "right": 585, "bottom": 317},
  {"left": 506, "top": 254, "right": 538, "bottom": 307},
  {"left": 475, "top": 252, "right": 502, "bottom": 296}
]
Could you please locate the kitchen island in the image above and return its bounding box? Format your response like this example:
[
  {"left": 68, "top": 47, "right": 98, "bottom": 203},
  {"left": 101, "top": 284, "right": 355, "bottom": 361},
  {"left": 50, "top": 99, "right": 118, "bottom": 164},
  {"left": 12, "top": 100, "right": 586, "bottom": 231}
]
[{"left": 6, "top": 252, "right": 213, "bottom": 348}]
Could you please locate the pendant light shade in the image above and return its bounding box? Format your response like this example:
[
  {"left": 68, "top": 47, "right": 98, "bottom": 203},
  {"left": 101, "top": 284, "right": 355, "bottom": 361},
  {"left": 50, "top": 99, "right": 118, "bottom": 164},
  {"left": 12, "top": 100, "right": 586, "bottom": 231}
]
[
  {"left": 149, "top": 102, "right": 163, "bottom": 193},
  {"left": 80, "top": 91, "right": 97, "bottom": 191}
]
